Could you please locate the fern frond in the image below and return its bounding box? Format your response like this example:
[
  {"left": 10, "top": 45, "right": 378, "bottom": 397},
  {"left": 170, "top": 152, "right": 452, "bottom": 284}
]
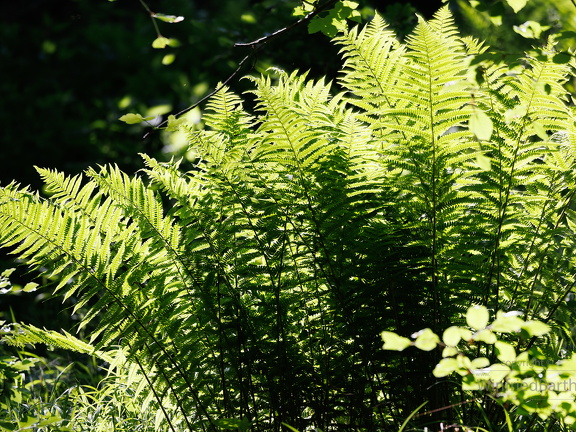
[
  {"left": 335, "top": 13, "right": 405, "bottom": 117},
  {"left": 5, "top": 324, "right": 114, "bottom": 363}
]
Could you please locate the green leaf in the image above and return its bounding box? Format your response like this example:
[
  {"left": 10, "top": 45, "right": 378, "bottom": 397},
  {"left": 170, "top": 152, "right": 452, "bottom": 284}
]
[
  {"left": 22, "top": 282, "right": 38, "bottom": 292},
  {"left": 292, "top": 6, "right": 305, "bottom": 17},
  {"left": 381, "top": 331, "right": 412, "bottom": 351},
  {"left": 559, "top": 31, "right": 576, "bottom": 40},
  {"left": 473, "top": 329, "right": 497, "bottom": 344},
  {"left": 308, "top": 17, "right": 339, "bottom": 37},
  {"left": 413, "top": 328, "right": 440, "bottom": 351},
  {"left": 433, "top": 358, "right": 459, "bottom": 377},
  {"left": 462, "top": 373, "right": 487, "bottom": 391},
  {"left": 505, "top": 0, "right": 528, "bottom": 13},
  {"left": 166, "top": 114, "right": 185, "bottom": 132},
  {"left": 476, "top": 153, "right": 491, "bottom": 171},
  {"left": 491, "top": 311, "right": 524, "bottom": 333},
  {"left": 521, "top": 321, "right": 550, "bottom": 337},
  {"left": 119, "top": 113, "right": 155, "bottom": 124},
  {"left": 458, "top": 328, "right": 472, "bottom": 342},
  {"left": 152, "top": 36, "right": 171, "bottom": 49},
  {"left": 162, "top": 54, "right": 176, "bottom": 65},
  {"left": 456, "top": 354, "right": 473, "bottom": 373},
  {"left": 504, "top": 105, "right": 527, "bottom": 123},
  {"left": 466, "top": 305, "right": 489, "bottom": 330},
  {"left": 495, "top": 340, "right": 516, "bottom": 363},
  {"left": 282, "top": 423, "right": 301, "bottom": 432},
  {"left": 513, "top": 21, "right": 549, "bottom": 39},
  {"left": 471, "top": 357, "right": 490, "bottom": 370},
  {"left": 553, "top": 52, "right": 572, "bottom": 64},
  {"left": 442, "top": 326, "right": 462, "bottom": 347},
  {"left": 293, "top": 1, "right": 315, "bottom": 17},
  {"left": 398, "top": 401, "right": 428, "bottom": 432},
  {"left": 0, "top": 421, "right": 17, "bottom": 431},
  {"left": 484, "top": 363, "right": 511, "bottom": 383},
  {"left": 18, "top": 416, "right": 40, "bottom": 428},
  {"left": 308, "top": 0, "right": 360, "bottom": 37},
  {"left": 119, "top": 113, "right": 145, "bottom": 124},
  {"left": 442, "top": 346, "right": 459, "bottom": 357},
  {"left": 469, "top": 111, "right": 493, "bottom": 141},
  {"left": 1, "top": 268, "right": 15, "bottom": 278},
  {"left": 151, "top": 13, "right": 184, "bottom": 23},
  {"left": 342, "top": 1, "right": 359, "bottom": 8},
  {"left": 530, "top": 121, "right": 548, "bottom": 139},
  {"left": 37, "top": 415, "right": 64, "bottom": 427}
]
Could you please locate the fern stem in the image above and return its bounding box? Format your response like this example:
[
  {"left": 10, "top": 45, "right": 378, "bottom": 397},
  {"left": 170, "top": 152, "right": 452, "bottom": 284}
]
[{"left": 128, "top": 340, "right": 180, "bottom": 432}]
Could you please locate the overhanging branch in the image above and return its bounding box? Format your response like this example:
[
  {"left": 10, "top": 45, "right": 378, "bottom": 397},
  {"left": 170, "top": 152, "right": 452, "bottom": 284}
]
[{"left": 144, "top": 0, "right": 339, "bottom": 137}]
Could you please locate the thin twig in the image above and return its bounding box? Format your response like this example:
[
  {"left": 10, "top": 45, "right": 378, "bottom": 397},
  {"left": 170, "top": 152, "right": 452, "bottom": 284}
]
[
  {"left": 138, "top": 0, "right": 161, "bottom": 37},
  {"left": 143, "top": 53, "right": 252, "bottom": 138},
  {"left": 235, "top": 0, "right": 338, "bottom": 47},
  {"left": 144, "top": 0, "right": 338, "bottom": 137},
  {"left": 413, "top": 398, "right": 481, "bottom": 418}
]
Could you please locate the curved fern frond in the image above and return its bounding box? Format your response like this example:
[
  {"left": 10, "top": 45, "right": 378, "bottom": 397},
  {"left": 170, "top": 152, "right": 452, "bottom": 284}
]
[{"left": 334, "top": 13, "right": 404, "bottom": 118}]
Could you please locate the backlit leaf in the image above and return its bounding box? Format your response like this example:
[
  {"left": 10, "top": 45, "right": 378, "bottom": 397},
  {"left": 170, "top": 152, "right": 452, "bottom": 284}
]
[
  {"left": 476, "top": 153, "right": 491, "bottom": 171},
  {"left": 119, "top": 113, "right": 155, "bottom": 124},
  {"left": 466, "top": 305, "right": 489, "bottom": 330},
  {"left": 119, "top": 113, "right": 145, "bottom": 124},
  {"left": 491, "top": 311, "right": 524, "bottom": 333},
  {"left": 513, "top": 21, "right": 549, "bottom": 39},
  {"left": 471, "top": 357, "right": 490, "bottom": 369},
  {"left": 433, "top": 358, "right": 458, "bottom": 377},
  {"left": 413, "top": 328, "right": 440, "bottom": 351},
  {"left": 381, "top": 331, "right": 412, "bottom": 351},
  {"left": 469, "top": 111, "right": 493, "bottom": 141},
  {"left": 483, "top": 363, "right": 511, "bottom": 383},
  {"left": 495, "top": 341, "right": 516, "bottom": 363},
  {"left": 442, "top": 346, "right": 459, "bottom": 357},
  {"left": 522, "top": 321, "right": 550, "bottom": 337},
  {"left": 152, "top": 36, "right": 171, "bottom": 49},
  {"left": 162, "top": 54, "right": 176, "bottom": 65},
  {"left": 151, "top": 13, "right": 184, "bottom": 23},
  {"left": 443, "top": 326, "right": 462, "bottom": 347},
  {"left": 506, "top": 0, "right": 528, "bottom": 13},
  {"left": 473, "top": 329, "right": 497, "bottom": 344},
  {"left": 22, "top": 282, "right": 39, "bottom": 293}
]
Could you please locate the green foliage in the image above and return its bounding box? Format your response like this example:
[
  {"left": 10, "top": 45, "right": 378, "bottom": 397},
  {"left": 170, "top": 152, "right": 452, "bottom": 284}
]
[
  {"left": 2, "top": 5, "right": 576, "bottom": 431},
  {"left": 0, "top": 348, "right": 74, "bottom": 432},
  {"left": 1, "top": 323, "right": 164, "bottom": 431},
  {"left": 454, "top": 0, "right": 576, "bottom": 55},
  {"left": 293, "top": 0, "right": 362, "bottom": 37},
  {"left": 382, "top": 305, "right": 576, "bottom": 426}
]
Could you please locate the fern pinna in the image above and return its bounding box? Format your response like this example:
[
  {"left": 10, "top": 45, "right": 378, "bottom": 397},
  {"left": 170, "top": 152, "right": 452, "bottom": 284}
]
[{"left": 1, "top": 7, "right": 576, "bottom": 431}]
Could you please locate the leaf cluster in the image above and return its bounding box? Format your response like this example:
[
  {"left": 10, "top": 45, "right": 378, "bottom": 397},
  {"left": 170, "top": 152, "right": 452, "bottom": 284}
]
[{"left": 383, "top": 305, "right": 576, "bottom": 426}]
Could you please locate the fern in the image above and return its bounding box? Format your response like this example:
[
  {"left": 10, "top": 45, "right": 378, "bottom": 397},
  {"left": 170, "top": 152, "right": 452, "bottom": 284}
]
[{"left": 1, "top": 6, "right": 576, "bottom": 431}]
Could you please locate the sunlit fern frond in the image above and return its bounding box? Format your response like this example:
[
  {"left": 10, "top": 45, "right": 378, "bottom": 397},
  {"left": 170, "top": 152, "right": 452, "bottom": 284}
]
[{"left": 334, "top": 13, "right": 405, "bottom": 120}]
